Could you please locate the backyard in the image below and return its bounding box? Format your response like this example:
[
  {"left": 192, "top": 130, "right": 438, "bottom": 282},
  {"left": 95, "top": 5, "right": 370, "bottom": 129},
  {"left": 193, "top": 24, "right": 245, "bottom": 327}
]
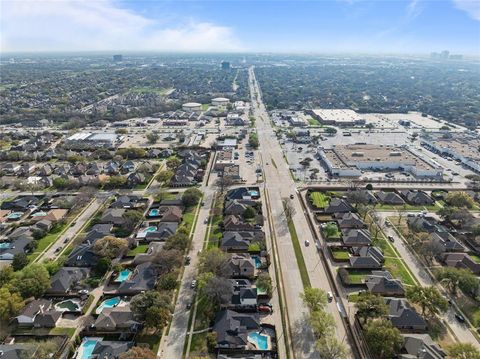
[{"left": 309, "top": 191, "right": 329, "bottom": 209}]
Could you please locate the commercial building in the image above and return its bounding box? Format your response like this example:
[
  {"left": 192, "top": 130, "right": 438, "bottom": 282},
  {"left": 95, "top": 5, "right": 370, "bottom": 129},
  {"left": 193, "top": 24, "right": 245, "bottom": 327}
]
[
  {"left": 212, "top": 97, "right": 230, "bottom": 107},
  {"left": 318, "top": 144, "right": 443, "bottom": 178},
  {"left": 308, "top": 109, "right": 366, "bottom": 127},
  {"left": 65, "top": 132, "right": 123, "bottom": 149},
  {"left": 421, "top": 133, "right": 480, "bottom": 173}
]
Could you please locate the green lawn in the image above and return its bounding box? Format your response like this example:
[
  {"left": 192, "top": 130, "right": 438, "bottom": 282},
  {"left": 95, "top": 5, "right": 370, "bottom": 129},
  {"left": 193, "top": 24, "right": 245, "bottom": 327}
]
[
  {"left": 182, "top": 209, "right": 196, "bottom": 232},
  {"left": 309, "top": 192, "right": 330, "bottom": 209},
  {"left": 384, "top": 257, "right": 416, "bottom": 286},
  {"left": 331, "top": 248, "right": 350, "bottom": 260},
  {"left": 190, "top": 332, "right": 208, "bottom": 353},
  {"left": 286, "top": 216, "right": 311, "bottom": 288},
  {"left": 375, "top": 202, "right": 441, "bottom": 211},
  {"left": 201, "top": 103, "right": 209, "bottom": 111},
  {"left": 307, "top": 117, "right": 320, "bottom": 126},
  {"left": 469, "top": 253, "right": 480, "bottom": 264},
  {"left": 49, "top": 327, "right": 76, "bottom": 338},
  {"left": 128, "top": 244, "right": 149, "bottom": 256},
  {"left": 346, "top": 269, "right": 370, "bottom": 284},
  {"left": 28, "top": 223, "right": 68, "bottom": 262}
]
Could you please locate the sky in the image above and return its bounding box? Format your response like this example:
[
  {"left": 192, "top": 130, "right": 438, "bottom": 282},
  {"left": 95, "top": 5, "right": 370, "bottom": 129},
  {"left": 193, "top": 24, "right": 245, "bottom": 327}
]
[{"left": 1, "top": 0, "right": 479, "bottom": 55}]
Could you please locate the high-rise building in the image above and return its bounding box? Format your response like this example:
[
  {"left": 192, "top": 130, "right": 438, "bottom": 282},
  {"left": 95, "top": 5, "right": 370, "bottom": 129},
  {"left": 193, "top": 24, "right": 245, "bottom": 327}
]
[{"left": 113, "top": 54, "right": 123, "bottom": 62}]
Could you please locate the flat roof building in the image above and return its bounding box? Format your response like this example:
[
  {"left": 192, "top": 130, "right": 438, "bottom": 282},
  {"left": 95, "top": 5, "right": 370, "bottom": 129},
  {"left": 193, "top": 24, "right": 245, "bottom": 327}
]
[
  {"left": 182, "top": 102, "right": 202, "bottom": 112},
  {"left": 318, "top": 144, "right": 443, "bottom": 178},
  {"left": 308, "top": 109, "right": 366, "bottom": 127}
]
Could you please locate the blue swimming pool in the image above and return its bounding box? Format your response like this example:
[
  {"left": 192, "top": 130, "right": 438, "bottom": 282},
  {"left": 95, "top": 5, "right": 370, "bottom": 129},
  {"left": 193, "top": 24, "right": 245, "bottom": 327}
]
[
  {"left": 96, "top": 296, "right": 122, "bottom": 314},
  {"left": 0, "top": 242, "right": 11, "bottom": 249},
  {"left": 7, "top": 212, "right": 23, "bottom": 220},
  {"left": 77, "top": 337, "right": 101, "bottom": 359},
  {"left": 248, "top": 331, "right": 269, "bottom": 350},
  {"left": 248, "top": 190, "right": 259, "bottom": 197},
  {"left": 149, "top": 208, "right": 160, "bottom": 217},
  {"left": 252, "top": 256, "right": 262, "bottom": 268},
  {"left": 114, "top": 269, "right": 132, "bottom": 283},
  {"left": 32, "top": 211, "right": 48, "bottom": 217}
]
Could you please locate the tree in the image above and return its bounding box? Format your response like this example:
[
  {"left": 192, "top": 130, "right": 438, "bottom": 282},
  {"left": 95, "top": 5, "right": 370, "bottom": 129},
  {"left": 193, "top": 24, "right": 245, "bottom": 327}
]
[
  {"left": 158, "top": 272, "right": 178, "bottom": 291},
  {"left": 122, "top": 209, "right": 144, "bottom": 233},
  {"left": 243, "top": 206, "right": 256, "bottom": 220},
  {"left": 199, "top": 248, "right": 230, "bottom": 277},
  {"left": 447, "top": 343, "right": 480, "bottom": 359},
  {"left": 153, "top": 249, "right": 183, "bottom": 273},
  {"left": 301, "top": 287, "right": 328, "bottom": 312},
  {"left": 156, "top": 170, "right": 173, "bottom": 184},
  {"left": 355, "top": 292, "right": 388, "bottom": 324},
  {"left": 166, "top": 157, "right": 181, "bottom": 170},
  {"left": 215, "top": 176, "right": 235, "bottom": 196},
  {"left": 256, "top": 272, "right": 272, "bottom": 297},
  {"left": 445, "top": 192, "right": 475, "bottom": 209},
  {"left": 0, "top": 287, "right": 24, "bottom": 321},
  {"left": 12, "top": 253, "right": 29, "bottom": 271},
  {"left": 14, "top": 264, "right": 51, "bottom": 299},
  {"left": 0, "top": 266, "right": 14, "bottom": 287},
  {"left": 105, "top": 175, "right": 127, "bottom": 189},
  {"left": 364, "top": 319, "right": 403, "bottom": 359},
  {"left": 182, "top": 188, "right": 202, "bottom": 207},
  {"left": 248, "top": 132, "right": 259, "bottom": 149},
  {"left": 282, "top": 198, "right": 296, "bottom": 219},
  {"left": 146, "top": 131, "right": 159, "bottom": 144},
  {"left": 201, "top": 276, "right": 233, "bottom": 305},
  {"left": 145, "top": 306, "right": 171, "bottom": 331},
  {"left": 316, "top": 336, "right": 348, "bottom": 359},
  {"left": 406, "top": 285, "right": 448, "bottom": 317},
  {"left": 131, "top": 291, "right": 172, "bottom": 319},
  {"left": 206, "top": 331, "right": 217, "bottom": 352},
  {"left": 120, "top": 347, "right": 157, "bottom": 359},
  {"left": 323, "top": 222, "right": 339, "bottom": 238},
  {"left": 94, "top": 257, "right": 111, "bottom": 276},
  {"left": 310, "top": 309, "right": 335, "bottom": 338},
  {"left": 324, "top": 127, "right": 337, "bottom": 135},
  {"left": 164, "top": 232, "right": 190, "bottom": 251},
  {"left": 93, "top": 236, "right": 128, "bottom": 258},
  {"left": 436, "top": 267, "right": 479, "bottom": 297}
]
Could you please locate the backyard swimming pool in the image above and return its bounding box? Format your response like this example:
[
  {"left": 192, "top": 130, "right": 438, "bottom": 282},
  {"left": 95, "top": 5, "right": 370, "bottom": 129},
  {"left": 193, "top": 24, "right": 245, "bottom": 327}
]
[
  {"left": 96, "top": 297, "right": 123, "bottom": 314},
  {"left": 7, "top": 212, "right": 23, "bottom": 220},
  {"left": 55, "top": 299, "right": 82, "bottom": 312},
  {"left": 0, "top": 242, "right": 11, "bottom": 249},
  {"left": 114, "top": 269, "right": 132, "bottom": 283},
  {"left": 252, "top": 256, "right": 262, "bottom": 268},
  {"left": 248, "top": 190, "right": 259, "bottom": 197},
  {"left": 32, "top": 211, "right": 48, "bottom": 217},
  {"left": 136, "top": 226, "right": 157, "bottom": 238},
  {"left": 148, "top": 208, "right": 160, "bottom": 217},
  {"left": 76, "top": 337, "right": 102, "bottom": 359},
  {"left": 248, "top": 331, "right": 269, "bottom": 350}
]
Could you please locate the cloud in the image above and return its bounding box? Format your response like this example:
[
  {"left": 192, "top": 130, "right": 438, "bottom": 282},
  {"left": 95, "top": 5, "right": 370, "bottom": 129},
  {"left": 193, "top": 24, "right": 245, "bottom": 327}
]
[
  {"left": 453, "top": 0, "right": 480, "bottom": 20},
  {"left": 0, "top": 0, "right": 243, "bottom": 52},
  {"left": 406, "top": 0, "right": 422, "bottom": 19}
]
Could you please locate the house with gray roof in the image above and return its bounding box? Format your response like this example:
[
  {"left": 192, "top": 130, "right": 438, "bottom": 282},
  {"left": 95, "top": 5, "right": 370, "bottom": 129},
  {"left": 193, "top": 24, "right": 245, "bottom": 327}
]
[
  {"left": 225, "top": 254, "right": 256, "bottom": 278},
  {"left": 376, "top": 191, "right": 405, "bottom": 205},
  {"left": 47, "top": 267, "right": 90, "bottom": 295},
  {"left": 213, "top": 310, "right": 260, "bottom": 349},
  {"left": 400, "top": 190, "right": 435, "bottom": 206},
  {"left": 100, "top": 208, "right": 126, "bottom": 226},
  {"left": 93, "top": 306, "right": 140, "bottom": 332},
  {"left": 341, "top": 229, "right": 372, "bottom": 247},
  {"left": 90, "top": 341, "right": 133, "bottom": 359},
  {"left": 399, "top": 334, "right": 446, "bottom": 359},
  {"left": 65, "top": 244, "right": 100, "bottom": 267},
  {"left": 15, "top": 299, "right": 61, "bottom": 328},
  {"left": 117, "top": 262, "right": 156, "bottom": 294},
  {"left": 430, "top": 232, "right": 465, "bottom": 253},
  {"left": 385, "top": 298, "right": 427, "bottom": 331},
  {"left": 325, "top": 198, "right": 354, "bottom": 214},
  {"left": 441, "top": 252, "right": 480, "bottom": 274},
  {"left": 334, "top": 212, "right": 365, "bottom": 229},
  {"left": 365, "top": 270, "right": 405, "bottom": 296}
]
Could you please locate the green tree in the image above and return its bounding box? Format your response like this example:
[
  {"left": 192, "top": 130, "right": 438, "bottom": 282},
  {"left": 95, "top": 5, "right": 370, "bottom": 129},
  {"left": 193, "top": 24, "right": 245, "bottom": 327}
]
[
  {"left": 131, "top": 291, "right": 172, "bottom": 319},
  {"left": 0, "top": 266, "right": 14, "bottom": 287},
  {"left": 146, "top": 131, "right": 159, "bottom": 144},
  {"left": 256, "top": 272, "right": 272, "bottom": 297},
  {"left": 206, "top": 332, "right": 217, "bottom": 352},
  {"left": 316, "top": 336, "right": 348, "bottom": 359},
  {"left": 158, "top": 272, "right": 178, "bottom": 291},
  {"left": 248, "top": 132, "right": 259, "bottom": 149},
  {"left": 166, "top": 157, "right": 181, "bottom": 170},
  {"left": 12, "top": 253, "right": 29, "bottom": 271},
  {"left": 52, "top": 177, "right": 68, "bottom": 189},
  {"left": 164, "top": 232, "right": 189, "bottom": 251},
  {"left": 301, "top": 287, "right": 328, "bottom": 312},
  {"left": 182, "top": 188, "right": 202, "bottom": 207},
  {"left": 406, "top": 285, "right": 448, "bottom": 317},
  {"left": 93, "top": 236, "right": 128, "bottom": 259},
  {"left": 243, "top": 206, "right": 256, "bottom": 220},
  {"left": 0, "top": 287, "right": 25, "bottom": 321},
  {"left": 355, "top": 292, "right": 388, "bottom": 324},
  {"left": 156, "top": 170, "right": 174, "bottom": 183},
  {"left": 364, "top": 319, "right": 403, "bottom": 359},
  {"left": 309, "top": 309, "right": 335, "bottom": 338},
  {"left": 94, "top": 257, "right": 111, "bottom": 276},
  {"left": 445, "top": 192, "right": 475, "bottom": 208},
  {"left": 325, "top": 127, "right": 337, "bottom": 135},
  {"left": 198, "top": 248, "right": 230, "bottom": 276},
  {"left": 14, "top": 264, "right": 51, "bottom": 299},
  {"left": 436, "top": 267, "right": 479, "bottom": 297},
  {"left": 145, "top": 306, "right": 171, "bottom": 332},
  {"left": 447, "top": 343, "right": 480, "bottom": 359}
]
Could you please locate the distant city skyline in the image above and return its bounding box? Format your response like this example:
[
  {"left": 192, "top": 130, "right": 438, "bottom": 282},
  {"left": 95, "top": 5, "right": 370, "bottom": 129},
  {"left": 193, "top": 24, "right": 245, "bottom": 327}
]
[{"left": 1, "top": 0, "right": 479, "bottom": 55}]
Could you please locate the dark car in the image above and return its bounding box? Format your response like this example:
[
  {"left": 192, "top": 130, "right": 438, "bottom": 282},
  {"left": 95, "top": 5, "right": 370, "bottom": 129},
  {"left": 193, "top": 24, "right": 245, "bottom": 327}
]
[
  {"left": 186, "top": 302, "right": 192, "bottom": 310},
  {"left": 387, "top": 235, "right": 395, "bottom": 243},
  {"left": 185, "top": 256, "right": 191, "bottom": 265},
  {"left": 455, "top": 313, "right": 466, "bottom": 323},
  {"left": 290, "top": 194, "right": 294, "bottom": 199}
]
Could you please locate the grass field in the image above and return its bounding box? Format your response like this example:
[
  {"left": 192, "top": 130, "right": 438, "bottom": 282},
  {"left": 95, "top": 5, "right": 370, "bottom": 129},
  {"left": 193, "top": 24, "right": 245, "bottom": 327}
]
[
  {"left": 346, "top": 269, "right": 370, "bottom": 284},
  {"left": 375, "top": 202, "right": 441, "bottom": 211},
  {"left": 307, "top": 117, "right": 320, "bottom": 126},
  {"left": 28, "top": 222, "right": 68, "bottom": 262},
  {"left": 309, "top": 191, "right": 330, "bottom": 209},
  {"left": 286, "top": 215, "right": 311, "bottom": 288},
  {"left": 127, "top": 244, "right": 149, "bottom": 256},
  {"left": 331, "top": 248, "right": 350, "bottom": 260}
]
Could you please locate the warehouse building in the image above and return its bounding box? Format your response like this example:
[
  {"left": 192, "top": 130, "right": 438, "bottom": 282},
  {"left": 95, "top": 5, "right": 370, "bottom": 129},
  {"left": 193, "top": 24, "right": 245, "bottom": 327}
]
[{"left": 308, "top": 109, "right": 366, "bottom": 127}]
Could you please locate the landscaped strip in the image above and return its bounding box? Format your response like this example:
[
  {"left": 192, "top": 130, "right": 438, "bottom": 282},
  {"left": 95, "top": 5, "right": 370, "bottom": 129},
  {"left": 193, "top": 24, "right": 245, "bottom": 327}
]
[{"left": 285, "top": 210, "right": 311, "bottom": 288}]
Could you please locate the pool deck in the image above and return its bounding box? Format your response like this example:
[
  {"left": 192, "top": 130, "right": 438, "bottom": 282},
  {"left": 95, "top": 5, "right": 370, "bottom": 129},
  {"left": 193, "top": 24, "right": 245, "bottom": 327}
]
[{"left": 75, "top": 337, "right": 103, "bottom": 359}]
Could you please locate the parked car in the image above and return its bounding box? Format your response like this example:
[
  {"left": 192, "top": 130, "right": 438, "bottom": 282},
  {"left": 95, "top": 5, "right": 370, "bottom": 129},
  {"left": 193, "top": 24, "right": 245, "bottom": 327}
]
[
  {"left": 186, "top": 302, "right": 192, "bottom": 310},
  {"left": 290, "top": 194, "right": 294, "bottom": 199},
  {"left": 455, "top": 313, "right": 466, "bottom": 323},
  {"left": 191, "top": 280, "right": 197, "bottom": 289},
  {"left": 388, "top": 235, "right": 395, "bottom": 243},
  {"left": 185, "top": 256, "right": 191, "bottom": 265},
  {"left": 258, "top": 305, "right": 272, "bottom": 313},
  {"left": 305, "top": 240, "right": 310, "bottom": 247}
]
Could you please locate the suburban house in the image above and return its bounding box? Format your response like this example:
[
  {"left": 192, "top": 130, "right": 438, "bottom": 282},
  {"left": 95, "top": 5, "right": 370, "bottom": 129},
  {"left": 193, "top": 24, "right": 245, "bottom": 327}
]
[
  {"left": 224, "top": 199, "right": 258, "bottom": 216},
  {"left": 430, "top": 232, "right": 466, "bottom": 253},
  {"left": 384, "top": 298, "right": 427, "bottom": 331},
  {"left": 324, "top": 199, "right": 354, "bottom": 214},
  {"left": 349, "top": 246, "right": 384, "bottom": 269},
  {"left": 213, "top": 310, "right": 260, "bottom": 349},
  {"left": 110, "top": 195, "right": 147, "bottom": 209},
  {"left": 85, "top": 224, "right": 113, "bottom": 243},
  {"left": 364, "top": 271, "right": 405, "bottom": 296},
  {"left": 47, "top": 267, "right": 90, "bottom": 295},
  {"left": 440, "top": 253, "right": 480, "bottom": 274},
  {"left": 117, "top": 262, "right": 157, "bottom": 294},
  {"left": 223, "top": 215, "right": 259, "bottom": 232},
  {"left": 100, "top": 208, "right": 126, "bottom": 226},
  {"left": 65, "top": 244, "right": 100, "bottom": 267},
  {"left": 334, "top": 212, "right": 366, "bottom": 229},
  {"left": 341, "top": 229, "right": 372, "bottom": 247},
  {"left": 143, "top": 222, "right": 178, "bottom": 241},
  {"left": 88, "top": 341, "right": 133, "bottom": 359},
  {"left": 93, "top": 306, "right": 140, "bottom": 332},
  {"left": 407, "top": 216, "right": 440, "bottom": 233},
  {"left": 226, "top": 187, "right": 261, "bottom": 201},
  {"left": 227, "top": 279, "right": 258, "bottom": 310},
  {"left": 376, "top": 191, "right": 405, "bottom": 205},
  {"left": 399, "top": 334, "right": 446, "bottom": 359},
  {"left": 225, "top": 254, "right": 256, "bottom": 278},
  {"left": 400, "top": 190, "right": 435, "bottom": 205},
  {"left": 15, "top": 299, "right": 61, "bottom": 328}
]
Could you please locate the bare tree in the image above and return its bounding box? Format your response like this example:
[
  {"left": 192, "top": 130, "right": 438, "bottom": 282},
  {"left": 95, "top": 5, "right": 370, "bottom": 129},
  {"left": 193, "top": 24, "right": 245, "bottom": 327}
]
[{"left": 282, "top": 198, "right": 296, "bottom": 219}]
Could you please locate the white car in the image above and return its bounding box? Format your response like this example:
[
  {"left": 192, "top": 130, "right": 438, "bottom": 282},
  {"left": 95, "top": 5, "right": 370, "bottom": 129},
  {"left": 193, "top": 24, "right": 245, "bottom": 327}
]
[{"left": 327, "top": 292, "right": 334, "bottom": 302}]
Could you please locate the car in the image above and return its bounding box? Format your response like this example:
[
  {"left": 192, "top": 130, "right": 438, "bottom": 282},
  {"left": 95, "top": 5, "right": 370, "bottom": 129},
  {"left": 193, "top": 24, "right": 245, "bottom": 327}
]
[
  {"left": 185, "top": 256, "right": 191, "bottom": 265},
  {"left": 191, "top": 280, "right": 197, "bottom": 289},
  {"left": 71, "top": 221, "right": 76, "bottom": 226},
  {"left": 315, "top": 241, "right": 321, "bottom": 251},
  {"left": 186, "top": 302, "right": 192, "bottom": 310},
  {"left": 55, "top": 247, "right": 62, "bottom": 253},
  {"left": 305, "top": 240, "right": 310, "bottom": 247},
  {"left": 388, "top": 235, "right": 395, "bottom": 242},
  {"left": 258, "top": 305, "right": 272, "bottom": 313},
  {"left": 204, "top": 218, "right": 208, "bottom": 224},
  {"left": 290, "top": 194, "right": 294, "bottom": 199},
  {"left": 201, "top": 202, "right": 205, "bottom": 206},
  {"left": 455, "top": 313, "right": 466, "bottom": 323},
  {"left": 452, "top": 172, "right": 459, "bottom": 175},
  {"left": 79, "top": 289, "right": 89, "bottom": 295},
  {"left": 64, "top": 238, "right": 70, "bottom": 243},
  {"left": 327, "top": 292, "right": 334, "bottom": 302}
]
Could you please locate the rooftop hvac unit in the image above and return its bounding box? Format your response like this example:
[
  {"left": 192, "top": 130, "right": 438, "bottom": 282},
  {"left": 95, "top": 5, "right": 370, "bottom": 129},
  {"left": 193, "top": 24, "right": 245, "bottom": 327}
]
[
  {"left": 390, "top": 152, "right": 402, "bottom": 156},
  {"left": 351, "top": 152, "right": 364, "bottom": 157}
]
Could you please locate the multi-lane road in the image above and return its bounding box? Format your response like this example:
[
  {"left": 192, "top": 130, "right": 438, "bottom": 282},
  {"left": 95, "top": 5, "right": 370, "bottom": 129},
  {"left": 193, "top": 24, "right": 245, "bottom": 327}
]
[{"left": 249, "top": 66, "right": 355, "bottom": 358}]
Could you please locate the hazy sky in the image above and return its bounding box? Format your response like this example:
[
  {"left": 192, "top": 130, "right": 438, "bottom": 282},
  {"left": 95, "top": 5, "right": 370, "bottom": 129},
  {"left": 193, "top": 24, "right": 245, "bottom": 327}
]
[{"left": 1, "top": 0, "right": 479, "bottom": 54}]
